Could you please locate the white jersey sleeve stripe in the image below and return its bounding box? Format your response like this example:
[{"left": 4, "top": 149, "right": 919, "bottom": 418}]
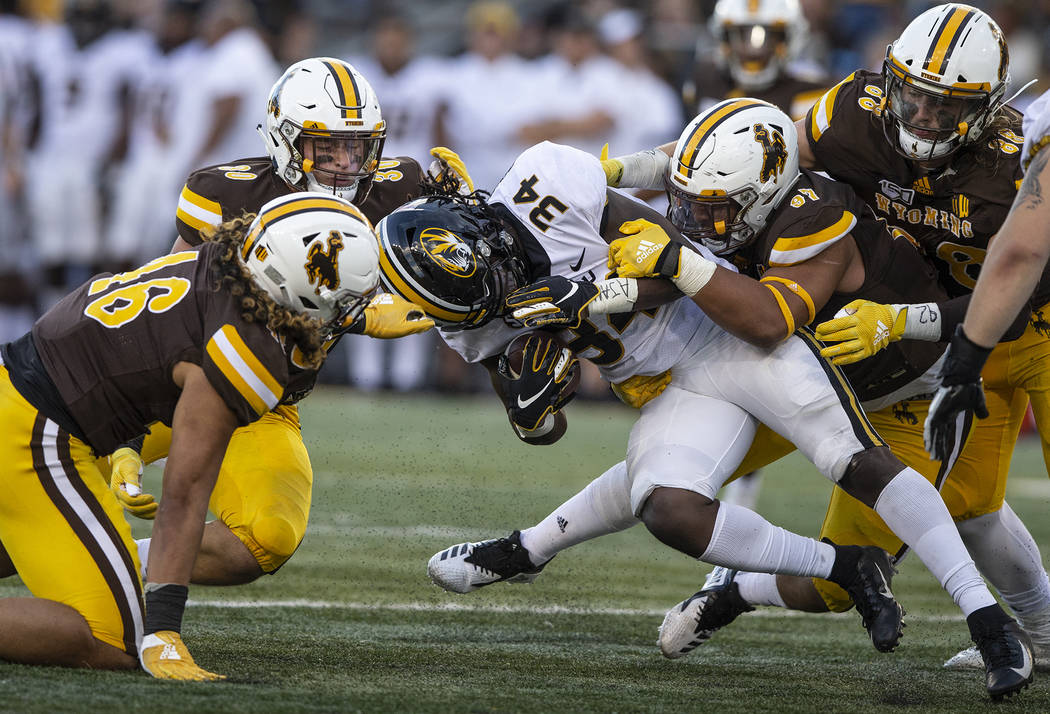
[
  {"left": 206, "top": 324, "right": 281, "bottom": 416},
  {"left": 769, "top": 211, "right": 856, "bottom": 267}
]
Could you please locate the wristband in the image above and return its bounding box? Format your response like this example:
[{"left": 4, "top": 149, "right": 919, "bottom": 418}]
[
  {"left": 143, "top": 582, "right": 189, "bottom": 635},
  {"left": 587, "top": 278, "right": 639, "bottom": 315},
  {"left": 673, "top": 249, "right": 718, "bottom": 296},
  {"left": 895, "top": 302, "right": 941, "bottom": 341},
  {"left": 615, "top": 150, "right": 670, "bottom": 190}
]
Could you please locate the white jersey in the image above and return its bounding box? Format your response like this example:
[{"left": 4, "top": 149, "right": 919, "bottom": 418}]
[
  {"left": 441, "top": 141, "right": 724, "bottom": 384},
  {"left": 1022, "top": 88, "right": 1050, "bottom": 170}
]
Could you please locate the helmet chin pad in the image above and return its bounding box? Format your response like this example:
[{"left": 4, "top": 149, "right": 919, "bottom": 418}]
[
  {"left": 896, "top": 124, "right": 957, "bottom": 161},
  {"left": 303, "top": 171, "right": 361, "bottom": 203}
]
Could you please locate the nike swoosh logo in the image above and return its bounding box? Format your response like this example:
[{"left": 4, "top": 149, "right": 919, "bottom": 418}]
[
  {"left": 1012, "top": 640, "right": 1034, "bottom": 677},
  {"left": 556, "top": 283, "right": 578, "bottom": 304},
  {"left": 517, "top": 379, "right": 554, "bottom": 408},
  {"left": 569, "top": 249, "right": 586, "bottom": 272}
]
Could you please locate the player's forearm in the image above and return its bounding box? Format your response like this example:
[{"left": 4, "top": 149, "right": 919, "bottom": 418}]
[
  {"left": 963, "top": 153, "right": 1050, "bottom": 346},
  {"left": 692, "top": 269, "right": 799, "bottom": 348}
]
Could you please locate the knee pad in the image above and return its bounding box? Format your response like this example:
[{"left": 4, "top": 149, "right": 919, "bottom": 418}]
[{"left": 240, "top": 514, "right": 305, "bottom": 573}]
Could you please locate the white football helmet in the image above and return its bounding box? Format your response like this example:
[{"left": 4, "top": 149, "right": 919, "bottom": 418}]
[
  {"left": 882, "top": 3, "right": 1010, "bottom": 161},
  {"left": 710, "top": 0, "right": 807, "bottom": 91},
  {"left": 242, "top": 192, "right": 380, "bottom": 331},
  {"left": 666, "top": 99, "right": 800, "bottom": 256},
  {"left": 260, "top": 57, "right": 386, "bottom": 203}
]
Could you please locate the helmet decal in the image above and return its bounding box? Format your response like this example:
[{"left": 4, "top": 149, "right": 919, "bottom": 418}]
[
  {"left": 922, "top": 5, "right": 975, "bottom": 76},
  {"left": 419, "top": 227, "right": 477, "bottom": 277},
  {"left": 321, "top": 59, "right": 362, "bottom": 121},
  {"left": 304, "top": 231, "right": 345, "bottom": 291},
  {"left": 752, "top": 123, "right": 788, "bottom": 182}
]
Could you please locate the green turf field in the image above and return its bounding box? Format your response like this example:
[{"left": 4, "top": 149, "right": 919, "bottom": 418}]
[{"left": 3, "top": 387, "right": 1050, "bottom": 712}]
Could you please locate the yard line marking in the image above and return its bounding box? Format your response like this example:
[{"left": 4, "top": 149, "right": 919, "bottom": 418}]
[{"left": 186, "top": 598, "right": 966, "bottom": 622}]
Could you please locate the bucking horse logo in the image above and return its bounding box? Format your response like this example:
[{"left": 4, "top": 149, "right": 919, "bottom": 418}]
[
  {"left": 305, "top": 230, "right": 344, "bottom": 291},
  {"left": 752, "top": 123, "right": 788, "bottom": 183}
]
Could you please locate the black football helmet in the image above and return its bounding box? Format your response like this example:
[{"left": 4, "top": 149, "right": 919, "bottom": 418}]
[{"left": 376, "top": 196, "right": 528, "bottom": 330}]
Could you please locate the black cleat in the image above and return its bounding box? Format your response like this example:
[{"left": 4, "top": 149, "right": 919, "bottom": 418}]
[
  {"left": 427, "top": 530, "right": 549, "bottom": 593},
  {"left": 968, "top": 607, "right": 1035, "bottom": 700},
  {"left": 657, "top": 567, "right": 755, "bottom": 659},
  {"left": 828, "top": 539, "right": 905, "bottom": 652}
]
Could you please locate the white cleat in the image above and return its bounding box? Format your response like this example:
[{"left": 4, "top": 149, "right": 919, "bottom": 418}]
[
  {"left": 427, "top": 530, "right": 548, "bottom": 594},
  {"left": 945, "top": 642, "right": 1050, "bottom": 672},
  {"left": 658, "top": 567, "right": 754, "bottom": 659}
]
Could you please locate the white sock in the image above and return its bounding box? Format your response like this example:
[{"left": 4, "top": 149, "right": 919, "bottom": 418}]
[
  {"left": 136, "top": 537, "right": 150, "bottom": 580},
  {"left": 873, "top": 468, "right": 995, "bottom": 616},
  {"left": 519, "top": 461, "right": 638, "bottom": 565},
  {"left": 957, "top": 502, "right": 1050, "bottom": 619},
  {"left": 736, "top": 572, "right": 788, "bottom": 608},
  {"left": 700, "top": 501, "right": 836, "bottom": 578}
]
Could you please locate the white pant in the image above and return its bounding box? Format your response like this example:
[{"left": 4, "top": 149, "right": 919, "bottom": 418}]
[{"left": 627, "top": 329, "right": 878, "bottom": 513}]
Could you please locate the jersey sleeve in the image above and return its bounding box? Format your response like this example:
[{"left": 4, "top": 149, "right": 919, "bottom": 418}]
[
  {"left": 766, "top": 200, "right": 857, "bottom": 267},
  {"left": 804, "top": 72, "right": 886, "bottom": 175},
  {"left": 175, "top": 172, "right": 225, "bottom": 246},
  {"left": 201, "top": 321, "right": 290, "bottom": 426},
  {"left": 359, "top": 157, "right": 428, "bottom": 225},
  {"left": 1023, "top": 89, "right": 1050, "bottom": 171}
]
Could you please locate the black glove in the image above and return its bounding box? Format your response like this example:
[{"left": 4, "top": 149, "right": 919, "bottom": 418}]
[
  {"left": 924, "top": 325, "right": 992, "bottom": 461},
  {"left": 504, "top": 276, "right": 599, "bottom": 329},
  {"left": 503, "top": 335, "right": 580, "bottom": 432}
]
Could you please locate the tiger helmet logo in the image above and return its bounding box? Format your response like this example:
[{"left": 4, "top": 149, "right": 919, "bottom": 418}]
[
  {"left": 752, "top": 123, "right": 788, "bottom": 184},
  {"left": 304, "top": 230, "right": 345, "bottom": 291},
  {"left": 419, "top": 227, "right": 476, "bottom": 277}
]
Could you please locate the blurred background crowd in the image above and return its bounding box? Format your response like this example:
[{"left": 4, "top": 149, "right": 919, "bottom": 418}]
[{"left": 1, "top": 0, "right": 1049, "bottom": 397}]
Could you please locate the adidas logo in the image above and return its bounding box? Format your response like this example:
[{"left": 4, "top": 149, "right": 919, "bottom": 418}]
[
  {"left": 160, "top": 643, "right": 181, "bottom": 661},
  {"left": 556, "top": 516, "right": 568, "bottom": 533},
  {"left": 637, "top": 240, "right": 662, "bottom": 260},
  {"left": 874, "top": 320, "right": 890, "bottom": 346}
]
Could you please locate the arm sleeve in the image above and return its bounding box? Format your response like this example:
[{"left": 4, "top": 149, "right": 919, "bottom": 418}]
[{"left": 175, "top": 179, "right": 224, "bottom": 246}]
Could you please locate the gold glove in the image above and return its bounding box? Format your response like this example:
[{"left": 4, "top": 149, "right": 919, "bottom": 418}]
[
  {"left": 360, "top": 293, "right": 435, "bottom": 339},
  {"left": 139, "top": 631, "right": 225, "bottom": 681},
  {"left": 815, "top": 299, "right": 908, "bottom": 366},
  {"left": 599, "top": 143, "right": 624, "bottom": 187},
  {"left": 611, "top": 371, "right": 672, "bottom": 408},
  {"left": 428, "top": 146, "right": 475, "bottom": 195},
  {"left": 608, "top": 219, "right": 678, "bottom": 279},
  {"left": 108, "top": 447, "right": 157, "bottom": 519}
]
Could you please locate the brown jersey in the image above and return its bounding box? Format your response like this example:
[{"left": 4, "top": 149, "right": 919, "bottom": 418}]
[
  {"left": 173, "top": 155, "right": 428, "bottom": 403},
  {"left": 26, "top": 243, "right": 292, "bottom": 454},
  {"left": 736, "top": 169, "right": 947, "bottom": 403},
  {"left": 689, "top": 62, "right": 827, "bottom": 120},
  {"left": 805, "top": 70, "right": 1050, "bottom": 306},
  {"left": 175, "top": 156, "right": 428, "bottom": 246}
]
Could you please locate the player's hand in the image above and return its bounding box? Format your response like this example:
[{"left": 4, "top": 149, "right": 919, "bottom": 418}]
[
  {"left": 608, "top": 219, "right": 681, "bottom": 280},
  {"left": 349, "top": 292, "right": 435, "bottom": 339},
  {"left": 924, "top": 325, "right": 992, "bottom": 461},
  {"left": 505, "top": 276, "right": 599, "bottom": 329},
  {"left": 139, "top": 630, "right": 226, "bottom": 681},
  {"left": 108, "top": 447, "right": 156, "bottom": 519},
  {"left": 599, "top": 143, "right": 624, "bottom": 187},
  {"left": 428, "top": 146, "right": 475, "bottom": 196},
  {"left": 815, "top": 300, "right": 907, "bottom": 366},
  {"left": 504, "top": 335, "right": 579, "bottom": 432}
]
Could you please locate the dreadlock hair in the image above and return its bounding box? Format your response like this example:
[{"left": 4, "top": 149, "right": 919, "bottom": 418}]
[{"left": 203, "top": 215, "right": 327, "bottom": 370}]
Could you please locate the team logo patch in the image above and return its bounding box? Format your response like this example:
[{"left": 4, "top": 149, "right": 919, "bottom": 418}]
[
  {"left": 878, "top": 179, "right": 915, "bottom": 205},
  {"left": 304, "top": 230, "right": 344, "bottom": 291},
  {"left": 419, "top": 227, "right": 476, "bottom": 277},
  {"left": 752, "top": 124, "right": 788, "bottom": 183}
]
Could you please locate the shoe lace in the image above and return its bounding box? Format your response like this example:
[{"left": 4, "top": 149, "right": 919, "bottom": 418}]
[{"left": 977, "top": 629, "right": 1020, "bottom": 670}]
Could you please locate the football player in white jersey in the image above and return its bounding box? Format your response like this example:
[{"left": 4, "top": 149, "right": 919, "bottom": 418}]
[
  {"left": 379, "top": 141, "right": 1027, "bottom": 689},
  {"left": 927, "top": 88, "right": 1050, "bottom": 455}
]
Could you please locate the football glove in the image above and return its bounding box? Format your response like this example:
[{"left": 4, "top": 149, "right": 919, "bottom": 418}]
[
  {"left": 924, "top": 325, "right": 992, "bottom": 461},
  {"left": 599, "top": 143, "right": 624, "bottom": 187},
  {"left": 428, "top": 146, "right": 475, "bottom": 196},
  {"left": 815, "top": 300, "right": 908, "bottom": 366},
  {"left": 108, "top": 446, "right": 157, "bottom": 519},
  {"left": 611, "top": 371, "right": 672, "bottom": 409},
  {"left": 505, "top": 276, "right": 599, "bottom": 329},
  {"left": 139, "top": 630, "right": 226, "bottom": 681},
  {"left": 504, "top": 335, "right": 580, "bottom": 433},
  {"left": 608, "top": 219, "right": 681, "bottom": 279},
  {"left": 343, "top": 293, "right": 435, "bottom": 339}
]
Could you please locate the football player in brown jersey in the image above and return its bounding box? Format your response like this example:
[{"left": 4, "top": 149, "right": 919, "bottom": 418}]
[
  {"left": 105, "top": 58, "right": 465, "bottom": 588},
  {"left": 0, "top": 192, "right": 379, "bottom": 679},
  {"left": 792, "top": 4, "right": 1050, "bottom": 671},
  {"left": 683, "top": 0, "right": 826, "bottom": 121},
  {"left": 605, "top": 98, "right": 1034, "bottom": 698}
]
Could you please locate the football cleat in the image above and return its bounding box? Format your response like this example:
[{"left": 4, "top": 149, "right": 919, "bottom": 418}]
[
  {"left": 427, "top": 530, "right": 548, "bottom": 594},
  {"left": 967, "top": 610, "right": 1035, "bottom": 700},
  {"left": 834, "top": 543, "right": 905, "bottom": 653},
  {"left": 944, "top": 642, "right": 1050, "bottom": 672},
  {"left": 657, "top": 567, "right": 754, "bottom": 659}
]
